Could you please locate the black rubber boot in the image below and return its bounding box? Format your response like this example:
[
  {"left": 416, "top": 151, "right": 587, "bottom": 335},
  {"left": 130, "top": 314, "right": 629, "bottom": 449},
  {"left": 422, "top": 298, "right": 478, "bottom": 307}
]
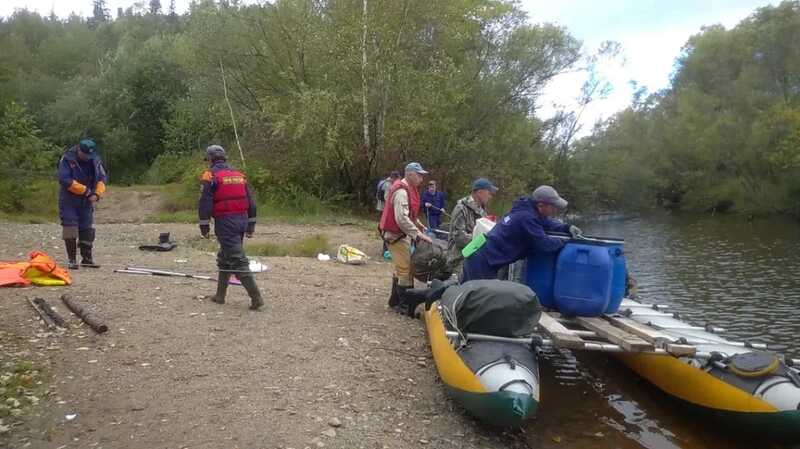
[
  {"left": 210, "top": 272, "right": 231, "bottom": 304},
  {"left": 64, "top": 239, "right": 79, "bottom": 270},
  {"left": 395, "top": 285, "right": 411, "bottom": 316},
  {"left": 79, "top": 243, "right": 100, "bottom": 268},
  {"left": 387, "top": 277, "right": 400, "bottom": 309},
  {"left": 239, "top": 275, "right": 265, "bottom": 311}
]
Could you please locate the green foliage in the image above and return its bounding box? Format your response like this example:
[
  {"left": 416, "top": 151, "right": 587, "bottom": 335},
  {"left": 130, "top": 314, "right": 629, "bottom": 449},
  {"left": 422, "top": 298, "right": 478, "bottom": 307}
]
[
  {"left": 0, "top": 0, "right": 587, "bottom": 216},
  {"left": 569, "top": 1, "right": 800, "bottom": 215}
]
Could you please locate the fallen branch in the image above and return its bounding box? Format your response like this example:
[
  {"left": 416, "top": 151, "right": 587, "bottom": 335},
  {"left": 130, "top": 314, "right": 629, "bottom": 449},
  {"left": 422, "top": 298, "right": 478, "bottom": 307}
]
[
  {"left": 28, "top": 298, "right": 58, "bottom": 330},
  {"left": 60, "top": 294, "right": 108, "bottom": 334}
]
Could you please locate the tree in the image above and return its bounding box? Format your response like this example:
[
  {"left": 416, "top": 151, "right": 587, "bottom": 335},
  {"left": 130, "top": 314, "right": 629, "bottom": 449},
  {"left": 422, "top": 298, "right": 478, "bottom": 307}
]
[
  {"left": 149, "top": 0, "right": 163, "bottom": 15},
  {"left": 91, "top": 0, "right": 110, "bottom": 26}
]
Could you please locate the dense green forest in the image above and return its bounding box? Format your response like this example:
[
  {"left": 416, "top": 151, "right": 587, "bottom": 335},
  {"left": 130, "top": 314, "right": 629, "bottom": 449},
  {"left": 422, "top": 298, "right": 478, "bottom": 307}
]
[
  {"left": 1, "top": 0, "right": 798, "bottom": 217},
  {"left": 568, "top": 1, "right": 800, "bottom": 215}
]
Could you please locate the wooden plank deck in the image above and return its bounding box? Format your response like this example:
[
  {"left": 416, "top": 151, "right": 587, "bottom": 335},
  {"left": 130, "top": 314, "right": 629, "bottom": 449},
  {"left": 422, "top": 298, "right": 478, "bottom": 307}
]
[
  {"left": 574, "top": 317, "right": 653, "bottom": 352},
  {"left": 537, "top": 311, "right": 698, "bottom": 357},
  {"left": 537, "top": 312, "right": 585, "bottom": 350}
]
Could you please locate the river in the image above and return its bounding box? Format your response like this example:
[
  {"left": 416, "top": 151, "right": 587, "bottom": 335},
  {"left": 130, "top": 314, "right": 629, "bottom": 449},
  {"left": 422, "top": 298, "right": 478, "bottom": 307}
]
[{"left": 525, "top": 212, "right": 800, "bottom": 449}]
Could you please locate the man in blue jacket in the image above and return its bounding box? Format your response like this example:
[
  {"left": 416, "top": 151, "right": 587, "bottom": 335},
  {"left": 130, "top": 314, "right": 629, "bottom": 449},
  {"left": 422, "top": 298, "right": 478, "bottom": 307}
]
[
  {"left": 421, "top": 180, "right": 446, "bottom": 230},
  {"left": 461, "top": 185, "right": 582, "bottom": 282},
  {"left": 57, "top": 139, "right": 107, "bottom": 269}
]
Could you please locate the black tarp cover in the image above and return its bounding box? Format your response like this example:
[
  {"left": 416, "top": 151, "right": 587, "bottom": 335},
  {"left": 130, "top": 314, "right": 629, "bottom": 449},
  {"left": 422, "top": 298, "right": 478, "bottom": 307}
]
[{"left": 440, "top": 280, "right": 541, "bottom": 337}]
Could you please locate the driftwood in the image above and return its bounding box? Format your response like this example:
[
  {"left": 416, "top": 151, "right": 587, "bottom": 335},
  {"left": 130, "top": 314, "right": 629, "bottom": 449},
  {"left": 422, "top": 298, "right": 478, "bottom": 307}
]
[
  {"left": 60, "top": 294, "right": 108, "bottom": 334},
  {"left": 33, "top": 297, "right": 66, "bottom": 328},
  {"left": 28, "top": 298, "right": 58, "bottom": 330}
]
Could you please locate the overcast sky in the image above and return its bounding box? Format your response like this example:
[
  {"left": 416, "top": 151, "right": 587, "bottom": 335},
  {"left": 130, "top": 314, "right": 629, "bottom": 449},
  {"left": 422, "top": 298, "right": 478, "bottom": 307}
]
[{"left": 0, "top": 0, "right": 782, "bottom": 130}]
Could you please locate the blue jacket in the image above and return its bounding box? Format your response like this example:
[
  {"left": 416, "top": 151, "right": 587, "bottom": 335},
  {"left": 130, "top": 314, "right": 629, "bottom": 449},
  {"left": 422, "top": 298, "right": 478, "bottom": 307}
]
[
  {"left": 198, "top": 161, "right": 257, "bottom": 230},
  {"left": 57, "top": 146, "right": 107, "bottom": 207},
  {"left": 421, "top": 190, "right": 446, "bottom": 216},
  {"left": 481, "top": 197, "right": 569, "bottom": 268}
]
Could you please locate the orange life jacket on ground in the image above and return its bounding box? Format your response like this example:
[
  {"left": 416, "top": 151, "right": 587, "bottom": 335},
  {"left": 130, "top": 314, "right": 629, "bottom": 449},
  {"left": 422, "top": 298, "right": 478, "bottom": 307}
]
[{"left": 0, "top": 251, "right": 72, "bottom": 287}]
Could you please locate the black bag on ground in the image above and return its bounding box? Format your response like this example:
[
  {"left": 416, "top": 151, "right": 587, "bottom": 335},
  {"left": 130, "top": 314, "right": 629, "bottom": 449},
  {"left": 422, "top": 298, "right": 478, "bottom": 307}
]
[
  {"left": 439, "top": 280, "right": 541, "bottom": 338},
  {"left": 412, "top": 237, "right": 451, "bottom": 282}
]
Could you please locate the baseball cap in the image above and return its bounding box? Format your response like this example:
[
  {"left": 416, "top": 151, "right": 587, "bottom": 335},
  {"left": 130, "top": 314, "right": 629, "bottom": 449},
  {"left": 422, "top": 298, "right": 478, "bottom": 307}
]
[
  {"left": 471, "top": 178, "right": 498, "bottom": 193},
  {"left": 531, "top": 185, "right": 568, "bottom": 209},
  {"left": 405, "top": 162, "right": 429, "bottom": 175},
  {"left": 78, "top": 139, "right": 97, "bottom": 156}
]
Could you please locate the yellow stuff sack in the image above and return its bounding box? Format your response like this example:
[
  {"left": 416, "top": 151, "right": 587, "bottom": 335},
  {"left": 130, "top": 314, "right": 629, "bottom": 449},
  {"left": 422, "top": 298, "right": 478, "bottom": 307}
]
[{"left": 337, "top": 245, "right": 368, "bottom": 265}]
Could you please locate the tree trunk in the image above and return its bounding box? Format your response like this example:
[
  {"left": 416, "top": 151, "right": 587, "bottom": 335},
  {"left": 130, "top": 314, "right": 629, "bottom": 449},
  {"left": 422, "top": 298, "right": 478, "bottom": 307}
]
[{"left": 361, "top": 0, "right": 370, "bottom": 156}]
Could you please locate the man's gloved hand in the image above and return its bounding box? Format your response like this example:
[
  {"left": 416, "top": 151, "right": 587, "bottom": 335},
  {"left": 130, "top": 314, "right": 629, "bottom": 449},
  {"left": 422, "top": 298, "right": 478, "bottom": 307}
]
[
  {"left": 569, "top": 225, "right": 583, "bottom": 239},
  {"left": 246, "top": 224, "right": 255, "bottom": 238},
  {"left": 200, "top": 224, "right": 210, "bottom": 239}
]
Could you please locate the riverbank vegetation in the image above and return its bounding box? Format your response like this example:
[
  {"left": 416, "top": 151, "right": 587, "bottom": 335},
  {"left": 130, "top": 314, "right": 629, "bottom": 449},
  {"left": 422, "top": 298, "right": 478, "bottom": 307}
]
[
  {"left": 567, "top": 1, "right": 800, "bottom": 215},
  {"left": 1, "top": 0, "right": 798, "bottom": 218}
]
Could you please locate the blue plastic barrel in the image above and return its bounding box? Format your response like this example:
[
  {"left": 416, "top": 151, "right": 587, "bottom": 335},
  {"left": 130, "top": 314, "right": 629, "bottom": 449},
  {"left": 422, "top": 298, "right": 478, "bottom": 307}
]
[
  {"left": 605, "top": 244, "right": 627, "bottom": 314},
  {"left": 553, "top": 243, "right": 613, "bottom": 317},
  {"left": 525, "top": 252, "right": 558, "bottom": 309}
]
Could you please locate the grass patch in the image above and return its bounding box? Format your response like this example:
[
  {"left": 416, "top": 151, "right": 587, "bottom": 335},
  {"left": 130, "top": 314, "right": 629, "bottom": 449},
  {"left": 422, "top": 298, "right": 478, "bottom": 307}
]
[
  {"left": 0, "top": 359, "right": 43, "bottom": 432},
  {"left": 248, "top": 234, "right": 331, "bottom": 257}
]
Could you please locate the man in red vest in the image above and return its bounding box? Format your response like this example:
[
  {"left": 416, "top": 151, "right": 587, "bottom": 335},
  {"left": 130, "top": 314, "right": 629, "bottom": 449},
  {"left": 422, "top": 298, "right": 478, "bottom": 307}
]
[
  {"left": 379, "top": 162, "right": 433, "bottom": 315},
  {"left": 198, "top": 145, "right": 265, "bottom": 311}
]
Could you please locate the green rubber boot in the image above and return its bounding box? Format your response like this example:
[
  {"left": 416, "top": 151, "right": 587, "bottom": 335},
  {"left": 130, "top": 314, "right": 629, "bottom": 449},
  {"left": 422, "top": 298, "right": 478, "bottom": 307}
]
[{"left": 210, "top": 272, "right": 231, "bottom": 304}]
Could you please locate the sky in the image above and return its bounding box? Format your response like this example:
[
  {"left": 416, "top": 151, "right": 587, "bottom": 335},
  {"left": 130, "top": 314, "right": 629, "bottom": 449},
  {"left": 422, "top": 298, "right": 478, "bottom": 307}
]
[
  {"left": 0, "top": 0, "right": 783, "bottom": 130},
  {"left": 520, "top": 0, "right": 781, "bottom": 131}
]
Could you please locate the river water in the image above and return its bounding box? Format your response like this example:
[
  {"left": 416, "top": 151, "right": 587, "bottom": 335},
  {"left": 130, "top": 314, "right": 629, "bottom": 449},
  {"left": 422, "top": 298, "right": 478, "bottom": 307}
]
[{"left": 525, "top": 213, "right": 800, "bottom": 449}]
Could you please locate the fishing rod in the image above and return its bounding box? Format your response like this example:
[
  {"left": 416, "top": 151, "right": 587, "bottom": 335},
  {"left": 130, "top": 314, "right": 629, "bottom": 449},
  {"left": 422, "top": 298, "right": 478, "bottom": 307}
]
[{"left": 546, "top": 231, "right": 624, "bottom": 245}]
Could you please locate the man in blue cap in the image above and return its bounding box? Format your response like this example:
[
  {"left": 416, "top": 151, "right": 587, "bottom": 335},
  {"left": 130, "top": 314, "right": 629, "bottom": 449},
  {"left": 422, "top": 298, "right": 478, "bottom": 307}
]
[
  {"left": 57, "top": 138, "right": 107, "bottom": 269},
  {"left": 198, "top": 145, "right": 265, "bottom": 311},
  {"left": 461, "top": 185, "right": 582, "bottom": 282},
  {"left": 447, "top": 178, "right": 497, "bottom": 277},
  {"left": 379, "top": 162, "right": 433, "bottom": 315}
]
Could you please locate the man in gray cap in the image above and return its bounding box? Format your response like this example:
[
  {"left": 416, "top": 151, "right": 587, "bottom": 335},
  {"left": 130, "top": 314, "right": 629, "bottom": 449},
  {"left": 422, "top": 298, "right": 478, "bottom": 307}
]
[
  {"left": 379, "top": 162, "right": 433, "bottom": 315},
  {"left": 461, "top": 185, "right": 582, "bottom": 282},
  {"left": 447, "top": 178, "right": 498, "bottom": 277},
  {"left": 198, "top": 145, "right": 265, "bottom": 311}
]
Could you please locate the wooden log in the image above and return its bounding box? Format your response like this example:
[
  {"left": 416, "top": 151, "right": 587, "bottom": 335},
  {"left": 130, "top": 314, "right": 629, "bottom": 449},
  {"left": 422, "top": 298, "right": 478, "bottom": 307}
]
[
  {"left": 574, "top": 317, "right": 653, "bottom": 352},
  {"left": 28, "top": 298, "right": 57, "bottom": 330},
  {"left": 60, "top": 294, "right": 108, "bottom": 334},
  {"left": 33, "top": 298, "right": 66, "bottom": 328},
  {"left": 537, "top": 312, "right": 585, "bottom": 350}
]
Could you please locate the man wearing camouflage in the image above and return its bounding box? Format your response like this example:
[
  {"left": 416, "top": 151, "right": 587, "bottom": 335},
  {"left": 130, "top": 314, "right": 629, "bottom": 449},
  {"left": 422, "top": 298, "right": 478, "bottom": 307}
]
[{"left": 447, "top": 178, "right": 497, "bottom": 278}]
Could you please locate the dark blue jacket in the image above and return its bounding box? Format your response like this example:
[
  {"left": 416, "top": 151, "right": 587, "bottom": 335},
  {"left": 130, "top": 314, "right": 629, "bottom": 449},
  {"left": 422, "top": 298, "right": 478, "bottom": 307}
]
[
  {"left": 481, "top": 197, "right": 569, "bottom": 268},
  {"left": 421, "top": 190, "right": 446, "bottom": 216},
  {"left": 198, "top": 161, "right": 257, "bottom": 231},
  {"left": 57, "top": 146, "right": 107, "bottom": 207}
]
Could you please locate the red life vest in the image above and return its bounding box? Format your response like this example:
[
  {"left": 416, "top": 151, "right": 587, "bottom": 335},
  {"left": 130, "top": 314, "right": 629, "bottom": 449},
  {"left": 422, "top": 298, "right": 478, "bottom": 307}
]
[
  {"left": 379, "top": 179, "right": 420, "bottom": 234},
  {"left": 211, "top": 169, "right": 250, "bottom": 217}
]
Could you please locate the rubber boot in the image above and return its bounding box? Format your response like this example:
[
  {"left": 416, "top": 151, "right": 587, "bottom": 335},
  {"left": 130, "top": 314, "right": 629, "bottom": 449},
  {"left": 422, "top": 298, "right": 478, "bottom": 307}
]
[
  {"left": 64, "top": 239, "right": 79, "bottom": 270},
  {"left": 395, "top": 285, "right": 411, "bottom": 316},
  {"left": 79, "top": 243, "right": 100, "bottom": 268},
  {"left": 387, "top": 277, "right": 400, "bottom": 309},
  {"left": 210, "top": 272, "right": 231, "bottom": 304},
  {"left": 239, "top": 275, "right": 265, "bottom": 311}
]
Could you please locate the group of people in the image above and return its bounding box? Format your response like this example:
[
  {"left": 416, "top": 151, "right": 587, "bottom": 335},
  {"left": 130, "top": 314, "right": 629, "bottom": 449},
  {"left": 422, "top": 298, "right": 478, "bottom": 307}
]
[
  {"left": 57, "top": 142, "right": 266, "bottom": 311},
  {"left": 377, "top": 162, "right": 582, "bottom": 315},
  {"left": 57, "top": 140, "right": 578, "bottom": 316}
]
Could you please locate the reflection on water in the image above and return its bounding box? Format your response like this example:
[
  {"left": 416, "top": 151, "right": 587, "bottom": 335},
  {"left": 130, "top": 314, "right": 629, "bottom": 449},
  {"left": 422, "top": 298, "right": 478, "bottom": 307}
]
[{"left": 526, "top": 212, "right": 800, "bottom": 449}]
